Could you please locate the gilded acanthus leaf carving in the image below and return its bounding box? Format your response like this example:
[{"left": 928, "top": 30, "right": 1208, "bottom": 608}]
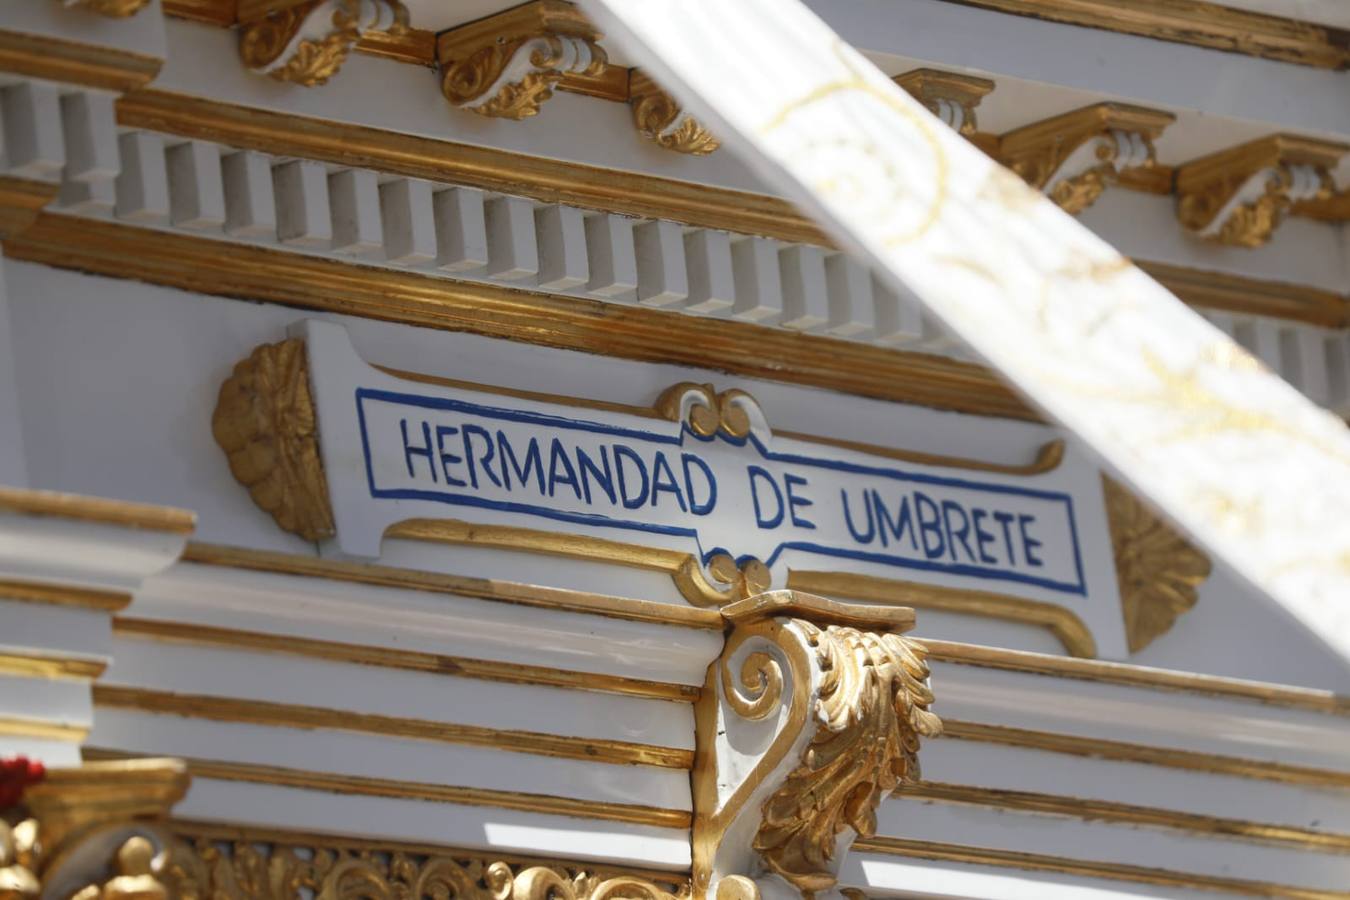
[
  {"left": 629, "top": 72, "right": 719, "bottom": 156},
  {"left": 1103, "top": 477, "right": 1212, "bottom": 652},
  {"left": 213, "top": 338, "right": 335, "bottom": 542},
  {"left": 753, "top": 621, "right": 940, "bottom": 892},
  {"left": 161, "top": 831, "right": 693, "bottom": 900},
  {"left": 238, "top": 0, "right": 410, "bottom": 87}
]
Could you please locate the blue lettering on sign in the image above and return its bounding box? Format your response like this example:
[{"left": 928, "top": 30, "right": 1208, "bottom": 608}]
[{"left": 358, "top": 387, "right": 1086, "bottom": 595}]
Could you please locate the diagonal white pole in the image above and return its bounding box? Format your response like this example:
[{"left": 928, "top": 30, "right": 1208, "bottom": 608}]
[{"left": 580, "top": 0, "right": 1350, "bottom": 659}]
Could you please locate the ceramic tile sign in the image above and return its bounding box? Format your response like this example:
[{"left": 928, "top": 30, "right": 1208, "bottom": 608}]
[{"left": 303, "top": 320, "right": 1122, "bottom": 646}]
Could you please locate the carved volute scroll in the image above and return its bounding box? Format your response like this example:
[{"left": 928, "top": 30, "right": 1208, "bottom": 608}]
[
  {"left": 1, "top": 759, "right": 188, "bottom": 900},
  {"left": 694, "top": 592, "right": 940, "bottom": 899},
  {"left": 213, "top": 338, "right": 335, "bottom": 542},
  {"left": 1176, "top": 134, "right": 1346, "bottom": 247},
  {"left": 1103, "top": 477, "right": 1212, "bottom": 653},
  {"left": 629, "top": 70, "right": 719, "bottom": 156},
  {"left": 999, "top": 103, "right": 1175, "bottom": 215},
  {"left": 437, "top": 0, "right": 608, "bottom": 120},
  {"left": 238, "top": 0, "right": 410, "bottom": 87},
  {"left": 893, "top": 68, "right": 993, "bottom": 138}
]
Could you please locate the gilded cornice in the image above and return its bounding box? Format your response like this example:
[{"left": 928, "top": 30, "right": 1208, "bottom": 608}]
[
  {"left": 894, "top": 68, "right": 994, "bottom": 137},
  {"left": 853, "top": 836, "right": 1350, "bottom": 900},
  {"left": 998, "top": 103, "right": 1175, "bottom": 215},
  {"left": 0, "top": 177, "right": 58, "bottom": 242},
  {"left": 113, "top": 616, "right": 701, "bottom": 702},
  {"left": 629, "top": 70, "right": 719, "bottom": 156},
  {"left": 0, "top": 578, "right": 131, "bottom": 612},
  {"left": 1136, "top": 260, "right": 1349, "bottom": 329},
  {"left": 92, "top": 684, "right": 695, "bottom": 769},
  {"left": 693, "top": 592, "right": 939, "bottom": 897},
  {"left": 928, "top": 0, "right": 1350, "bottom": 70},
  {"left": 238, "top": 0, "right": 411, "bottom": 86},
  {"left": 0, "top": 29, "right": 162, "bottom": 91},
  {"left": 436, "top": 0, "right": 607, "bottom": 120},
  {"left": 1102, "top": 477, "right": 1212, "bottom": 653},
  {"left": 0, "top": 486, "right": 196, "bottom": 534},
  {"left": 212, "top": 338, "right": 335, "bottom": 543},
  {"left": 1176, "top": 134, "right": 1347, "bottom": 247}
]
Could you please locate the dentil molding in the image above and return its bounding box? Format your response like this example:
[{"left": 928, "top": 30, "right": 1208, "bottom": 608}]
[{"left": 999, "top": 103, "right": 1175, "bottom": 216}]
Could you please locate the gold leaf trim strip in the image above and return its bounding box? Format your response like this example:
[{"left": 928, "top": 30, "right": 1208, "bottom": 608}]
[
  {"left": 1136, "top": 260, "right": 1349, "bottom": 329},
  {"left": 931, "top": 0, "right": 1350, "bottom": 70},
  {"left": 91, "top": 685, "right": 695, "bottom": 770},
  {"left": 0, "top": 176, "right": 59, "bottom": 241},
  {"left": 940, "top": 719, "right": 1350, "bottom": 790},
  {"left": 905, "top": 781, "right": 1350, "bottom": 854},
  {"left": 0, "top": 652, "right": 106, "bottom": 681},
  {"left": 0, "top": 715, "right": 89, "bottom": 742},
  {"left": 853, "top": 836, "right": 1350, "bottom": 899},
  {"left": 923, "top": 641, "right": 1350, "bottom": 715},
  {"left": 788, "top": 570, "right": 1096, "bottom": 658},
  {"left": 0, "top": 29, "right": 162, "bottom": 91},
  {"left": 112, "top": 618, "right": 698, "bottom": 703},
  {"left": 180, "top": 541, "right": 724, "bottom": 629},
  {"left": 0, "top": 578, "right": 132, "bottom": 612},
  {"left": 0, "top": 486, "right": 197, "bottom": 535},
  {"left": 86, "top": 749, "right": 693, "bottom": 829},
  {"left": 5, "top": 212, "right": 1032, "bottom": 421}
]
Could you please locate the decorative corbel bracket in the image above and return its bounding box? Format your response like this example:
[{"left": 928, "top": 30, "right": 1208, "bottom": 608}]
[
  {"left": 238, "top": 0, "right": 410, "bottom": 87},
  {"left": 999, "top": 103, "right": 1175, "bottom": 215},
  {"left": 0, "top": 758, "right": 188, "bottom": 900},
  {"left": 893, "top": 68, "right": 994, "bottom": 139},
  {"left": 1103, "top": 477, "right": 1212, "bottom": 653},
  {"left": 1176, "top": 134, "right": 1346, "bottom": 247},
  {"left": 693, "top": 592, "right": 940, "bottom": 900},
  {"left": 436, "top": 0, "right": 608, "bottom": 121},
  {"left": 60, "top": 0, "right": 152, "bottom": 18},
  {"left": 629, "top": 70, "right": 719, "bottom": 156}
]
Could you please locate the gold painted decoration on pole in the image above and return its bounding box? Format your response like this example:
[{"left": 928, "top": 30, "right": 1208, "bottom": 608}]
[{"left": 576, "top": 0, "right": 1350, "bottom": 663}]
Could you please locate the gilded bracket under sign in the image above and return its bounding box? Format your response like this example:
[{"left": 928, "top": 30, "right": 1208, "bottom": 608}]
[
  {"left": 1176, "top": 134, "right": 1346, "bottom": 248},
  {"left": 999, "top": 103, "right": 1175, "bottom": 216},
  {"left": 238, "top": 0, "right": 410, "bottom": 87},
  {"left": 694, "top": 591, "right": 940, "bottom": 899},
  {"left": 436, "top": 0, "right": 607, "bottom": 121},
  {"left": 893, "top": 68, "right": 993, "bottom": 139},
  {"left": 0, "top": 758, "right": 188, "bottom": 900}
]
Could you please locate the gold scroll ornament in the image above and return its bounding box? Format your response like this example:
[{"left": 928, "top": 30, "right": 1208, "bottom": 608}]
[
  {"left": 694, "top": 592, "right": 940, "bottom": 896},
  {"left": 239, "top": 0, "right": 411, "bottom": 87}
]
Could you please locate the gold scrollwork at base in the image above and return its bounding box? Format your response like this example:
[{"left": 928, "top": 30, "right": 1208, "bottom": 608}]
[
  {"left": 161, "top": 827, "right": 696, "bottom": 900},
  {"left": 62, "top": 0, "right": 153, "bottom": 18},
  {"left": 239, "top": 0, "right": 410, "bottom": 87},
  {"left": 753, "top": 620, "right": 940, "bottom": 892},
  {"left": 629, "top": 71, "right": 719, "bottom": 156},
  {"left": 213, "top": 338, "right": 335, "bottom": 542},
  {"left": 1103, "top": 477, "right": 1211, "bottom": 653},
  {"left": 694, "top": 593, "right": 939, "bottom": 897}
]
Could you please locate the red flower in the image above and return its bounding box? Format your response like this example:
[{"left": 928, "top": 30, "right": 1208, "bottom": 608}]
[{"left": 0, "top": 756, "right": 46, "bottom": 808}]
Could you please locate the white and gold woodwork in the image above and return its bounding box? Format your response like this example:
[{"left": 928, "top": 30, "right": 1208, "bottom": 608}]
[{"left": 0, "top": 1, "right": 1348, "bottom": 899}]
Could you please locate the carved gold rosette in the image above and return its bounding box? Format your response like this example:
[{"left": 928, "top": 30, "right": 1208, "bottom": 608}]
[
  {"left": 62, "top": 0, "right": 153, "bottom": 17},
  {"left": 437, "top": 1, "right": 608, "bottom": 121},
  {"left": 213, "top": 338, "right": 335, "bottom": 542},
  {"left": 694, "top": 593, "right": 939, "bottom": 897},
  {"left": 239, "top": 0, "right": 410, "bottom": 87},
  {"left": 999, "top": 103, "right": 1174, "bottom": 215},
  {"left": 1176, "top": 135, "right": 1345, "bottom": 248},
  {"left": 629, "top": 71, "right": 719, "bottom": 156},
  {"left": 1103, "top": 477, "right": 1212, "bottom": 653}
]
